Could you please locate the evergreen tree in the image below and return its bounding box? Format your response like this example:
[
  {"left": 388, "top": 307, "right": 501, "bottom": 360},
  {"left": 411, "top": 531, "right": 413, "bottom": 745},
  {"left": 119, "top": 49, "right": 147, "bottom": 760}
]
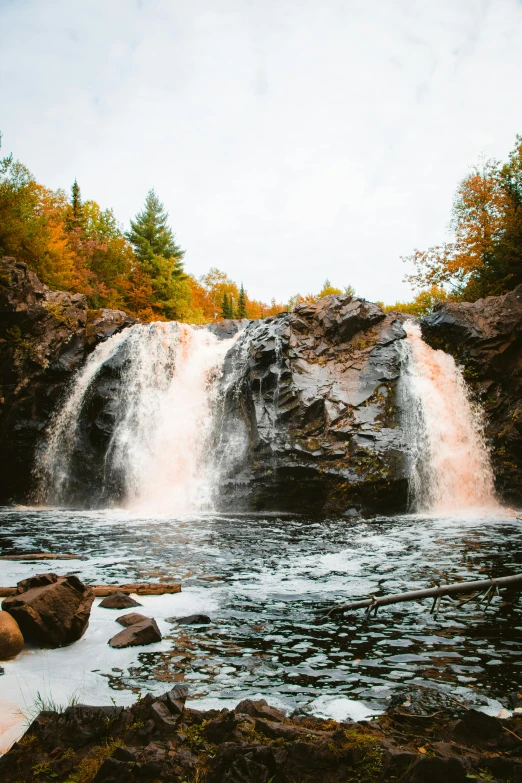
[
  {"left": 67, "top": 179, "right": 85, "bottom": 231},
  {"left": 237, "top": 283, "right": 247, "bottom": 318},
  {"left": 221, "top": 291, "right": 235, "bottom": 319},
  {"left": 126, "top": 188, "right": 184, "bottom": 275}
]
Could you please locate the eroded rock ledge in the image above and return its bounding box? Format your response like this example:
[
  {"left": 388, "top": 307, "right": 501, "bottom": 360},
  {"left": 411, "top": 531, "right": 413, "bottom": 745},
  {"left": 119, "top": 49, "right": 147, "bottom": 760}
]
[
  {"left": 422, "top": 285, "right": 522, "bottom": 505},
  {"left": 1, "top": 687, "right": 521, "bottom": 782},
  {"left": 0, "top": 258, "right": 136, "bottom": 503}
]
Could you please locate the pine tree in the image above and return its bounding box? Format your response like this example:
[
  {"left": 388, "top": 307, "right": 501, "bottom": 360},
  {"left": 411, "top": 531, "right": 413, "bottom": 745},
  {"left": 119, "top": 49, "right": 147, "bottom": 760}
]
[
  {"left": 237, "top": 283, "right": 247, "bottom": 318},
  {"left": 67, "top": 179, "right": 85, "bottom": 231},
  {"left": 126, "top": 189, "right": 184, "bottom": 276},
  {"left": 221, "top": 292, "right": 232, "bottom": 319}
]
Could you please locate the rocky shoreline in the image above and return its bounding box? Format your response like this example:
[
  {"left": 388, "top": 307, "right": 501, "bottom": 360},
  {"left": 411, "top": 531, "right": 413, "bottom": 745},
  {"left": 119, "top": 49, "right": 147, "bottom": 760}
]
[{"left": 1, "top": 685, "right": 521, "bottom": 782}]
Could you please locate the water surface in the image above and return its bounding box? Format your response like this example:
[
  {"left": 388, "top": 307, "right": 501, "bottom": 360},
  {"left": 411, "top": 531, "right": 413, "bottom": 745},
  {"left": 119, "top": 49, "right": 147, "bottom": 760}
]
[{"left": 1, "top": 507, "right": 521, "bottom": 742}]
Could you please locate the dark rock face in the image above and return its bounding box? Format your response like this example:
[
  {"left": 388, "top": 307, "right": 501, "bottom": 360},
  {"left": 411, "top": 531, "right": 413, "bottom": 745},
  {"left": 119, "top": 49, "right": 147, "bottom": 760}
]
[
  {"left": 1, "top": 573, "right": 94, "bottom": 647},
  {"left": 422, "top": 285, "right": 522, "bottom": 505},
  {"left": 0, "top": 258, "right": 136, "bottom": 503},
  {"left": 108, "top": 618, "right": 162, "bottom": 648},
  {"left": 1, "top": 686, "right": 521, "bottom": 783},
  {"left": 217, "top": 295, "right": 410, "bottom": 514}
]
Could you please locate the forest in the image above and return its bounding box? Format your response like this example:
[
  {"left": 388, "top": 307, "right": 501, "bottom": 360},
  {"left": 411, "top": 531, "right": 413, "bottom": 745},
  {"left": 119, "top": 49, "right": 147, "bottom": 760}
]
[{"left": 1, "top": 131, "right": 522, "bottom": 323}]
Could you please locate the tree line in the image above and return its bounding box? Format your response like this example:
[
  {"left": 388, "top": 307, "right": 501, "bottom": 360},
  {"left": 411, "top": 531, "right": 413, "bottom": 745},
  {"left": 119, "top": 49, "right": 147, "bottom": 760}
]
[{"left": 3, "top": 131, "right": 520, "bottom": 323}]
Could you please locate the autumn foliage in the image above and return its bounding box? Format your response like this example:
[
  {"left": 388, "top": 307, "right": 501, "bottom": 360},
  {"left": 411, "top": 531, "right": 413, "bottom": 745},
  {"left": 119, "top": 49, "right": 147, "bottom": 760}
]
[{"left": 404, "top": 136, "right": 522, "bottom": 303}]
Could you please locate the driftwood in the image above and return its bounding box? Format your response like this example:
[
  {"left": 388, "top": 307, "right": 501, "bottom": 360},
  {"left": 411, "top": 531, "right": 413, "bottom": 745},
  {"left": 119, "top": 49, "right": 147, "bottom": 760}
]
[
  {"left": 0, "top": 583, "right": 181, "bottom": 598},
  {"left": 326, "top": 573, "right": 522, "bottom": 618},
  {"left": 0, "top": 553, "right": 88, "bottom": 561}
]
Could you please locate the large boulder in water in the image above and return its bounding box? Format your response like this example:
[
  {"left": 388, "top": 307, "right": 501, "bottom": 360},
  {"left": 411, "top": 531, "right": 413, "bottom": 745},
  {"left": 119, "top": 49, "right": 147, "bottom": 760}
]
[
  {"left": 422, "top": 285, "right": 522, "bottom": 505},
  {"left": 1, "top": 573, "right": 94, "bottom": 648},
  {"left": 216, "top": 295, "right": 411, "bottom": 514}
]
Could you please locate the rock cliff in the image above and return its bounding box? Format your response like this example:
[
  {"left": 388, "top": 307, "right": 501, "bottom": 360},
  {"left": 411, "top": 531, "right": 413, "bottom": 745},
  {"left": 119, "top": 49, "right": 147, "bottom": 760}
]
[
  {"left": 0, "top": 258, "right": 136, "bottom": 503},
  {"left": 217, "top": 297, "right": 410, "bottom": 514},
  {"left": 422, "top": 285, "right": 522, "bottom": 506}
]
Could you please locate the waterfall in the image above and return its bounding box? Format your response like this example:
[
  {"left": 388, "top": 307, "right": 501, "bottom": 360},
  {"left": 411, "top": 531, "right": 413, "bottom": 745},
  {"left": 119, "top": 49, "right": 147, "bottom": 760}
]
[
  {"left": 37, "top": 322, "right": 236, "bottom": 513},
  {"left": 400, "top": 321, "right": 499, "bottom": 514}
]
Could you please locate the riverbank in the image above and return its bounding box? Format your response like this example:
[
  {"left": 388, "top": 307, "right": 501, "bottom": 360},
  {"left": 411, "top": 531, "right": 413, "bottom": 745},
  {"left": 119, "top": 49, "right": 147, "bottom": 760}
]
[{"left": 1, "top": 684, "right": 522, "bottom": 782}]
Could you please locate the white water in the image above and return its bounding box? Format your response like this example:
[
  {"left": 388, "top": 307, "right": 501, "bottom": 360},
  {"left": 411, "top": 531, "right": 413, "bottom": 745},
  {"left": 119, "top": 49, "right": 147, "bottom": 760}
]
[
  {"left": 401, "top": 321, "right": 500, "bottom": 514},
  {"left": 38, "top": 322, "right": 235, "bottom": 513}
]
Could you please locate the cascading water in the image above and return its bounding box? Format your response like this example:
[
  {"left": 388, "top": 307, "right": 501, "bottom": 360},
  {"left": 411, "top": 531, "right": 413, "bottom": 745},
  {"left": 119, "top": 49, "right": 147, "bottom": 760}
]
[
  {"left": 400, "top": 320, "right": 499, "bottom": 514},
  {"left": 37, "top": 322, "right": 237, "bottom": 513}
]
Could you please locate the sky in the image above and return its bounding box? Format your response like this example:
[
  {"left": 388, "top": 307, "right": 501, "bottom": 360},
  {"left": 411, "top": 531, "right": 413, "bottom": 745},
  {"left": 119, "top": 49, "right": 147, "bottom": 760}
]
[{"left": 1, "top": 0, "right": 522, "bottom": 305}]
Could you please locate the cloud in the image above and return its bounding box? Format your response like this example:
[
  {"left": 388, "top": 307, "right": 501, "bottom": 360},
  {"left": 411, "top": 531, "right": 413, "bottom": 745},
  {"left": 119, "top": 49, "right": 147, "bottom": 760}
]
[{"left": 1, "top": 0, "right": 522, "bottom": 303}]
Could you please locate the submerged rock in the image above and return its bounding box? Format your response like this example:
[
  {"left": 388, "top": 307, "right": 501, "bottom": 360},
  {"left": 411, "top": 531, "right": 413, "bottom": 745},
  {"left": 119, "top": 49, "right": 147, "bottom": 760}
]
[
  {"left": 0, "top": 610, "right": 24, "bottom": 659},
  {"left": 171, "top": 614, "right": 211, "bottom": 625},
  {"left": 99, "top": 592, "right": 142, "bottom": 609},
  {"left": 108, "top": 618, "right": 162, "bottom": 648},
  {"left": 1, "top": 573, "right": 94, "bottom": 648},
  {"left": 422, "top": 284, "right": 522, "bottom": 505}
]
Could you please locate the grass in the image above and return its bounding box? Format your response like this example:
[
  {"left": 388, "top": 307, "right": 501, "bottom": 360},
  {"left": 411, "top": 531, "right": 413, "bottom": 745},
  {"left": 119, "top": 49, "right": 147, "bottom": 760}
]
[{"left": 16, "top": 689, "right": 81, "bottom": 729}]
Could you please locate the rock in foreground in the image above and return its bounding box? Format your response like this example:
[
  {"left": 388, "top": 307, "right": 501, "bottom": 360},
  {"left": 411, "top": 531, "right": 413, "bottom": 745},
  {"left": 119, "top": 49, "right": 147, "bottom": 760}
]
[
  {"left": 108, "top": 618, "right": 162, "bottom": 648},
  {"left": 1, "top": 573, "right": 94, "bottom": 648},
  {"left": 1, "top": 687, "right": 521, "bottom": 782},
  {"left": 0, "top": 610, "right": 24, "bottom": 659}
]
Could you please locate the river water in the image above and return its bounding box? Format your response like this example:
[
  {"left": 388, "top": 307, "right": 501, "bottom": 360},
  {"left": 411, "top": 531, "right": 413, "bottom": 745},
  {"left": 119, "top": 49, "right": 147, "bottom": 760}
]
[{"left": 1, "top": 506, "right": 521, "bottom": 749}]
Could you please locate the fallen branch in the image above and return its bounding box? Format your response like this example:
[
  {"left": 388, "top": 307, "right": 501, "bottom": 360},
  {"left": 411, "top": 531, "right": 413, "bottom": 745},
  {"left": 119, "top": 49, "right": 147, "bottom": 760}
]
[
  {"left": 0, "top": 582, "right": 181, "bottom": 598},
  {"left": 325, "top": 573, "right": 522, "bottom": 617},
  {"left": 0, "top": 553, "right": 87, "bottom": 561}
]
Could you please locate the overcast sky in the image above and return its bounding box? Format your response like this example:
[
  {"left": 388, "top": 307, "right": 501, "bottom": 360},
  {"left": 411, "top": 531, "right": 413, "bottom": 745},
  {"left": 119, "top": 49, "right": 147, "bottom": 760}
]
[{"left": 1, "top": 0, "right": 522, "bottom": 304}]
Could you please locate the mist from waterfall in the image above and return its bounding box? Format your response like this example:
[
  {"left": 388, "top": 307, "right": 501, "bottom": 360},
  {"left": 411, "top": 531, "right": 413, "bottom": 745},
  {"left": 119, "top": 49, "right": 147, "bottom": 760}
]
[
  {"left": 37, "top": 322, "right": 239, "bottom": 513},
  {"left": 400, "top": 321, "right": 499, "bottom": 514}
]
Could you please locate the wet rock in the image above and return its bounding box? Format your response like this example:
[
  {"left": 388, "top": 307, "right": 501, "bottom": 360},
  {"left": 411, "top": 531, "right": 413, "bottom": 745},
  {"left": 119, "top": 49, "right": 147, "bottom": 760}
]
[
  {"left": 422, "top": 285, "right": 522, "bottom": 505},
  {"left": 1, "top": 573, "right": 94, "bottom": 647},
  {"left": 85, "top": 308, "right": 137, "bottom": 350},
  {"left": 0, "top": 610, "right": 24, "bottom": 659},
  {"left": 172, "top": 614, "right": 211, "bottom": 625},
  {"left": 207, "top": 319, "right": 248, "bottom": 340},
  {"left": 108, "top": 618, "right": 162, "bottom": 648},
  {"left": 99, "top": 592, "right": 142, "bottom": 609},
  {"left": 116, "top": 612, "right": 149, "bottom": 627},
  {"left": 0, "top": 258, "right": 137, "bottom": 504},
  {"left": 216, "top": 296, "right": 410, "bottom": 514}
]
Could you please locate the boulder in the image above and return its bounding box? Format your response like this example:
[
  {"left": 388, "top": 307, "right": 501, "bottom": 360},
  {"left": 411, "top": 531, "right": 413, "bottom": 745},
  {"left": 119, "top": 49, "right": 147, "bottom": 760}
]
[
  {"left": 1, "top": 573, "right": 94, "bottom": 647},
  {"left": 116, "top": 612, "right": 149, "bottom": 627},
  {"left": 108, "top": 618, "right": 162, "bottom": 648},
  {"left": 0, "top": 610, "right": 24, "bottom": 659},
  {"left": 99, "top": 592, "right": 141, "bottom": 609}
]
